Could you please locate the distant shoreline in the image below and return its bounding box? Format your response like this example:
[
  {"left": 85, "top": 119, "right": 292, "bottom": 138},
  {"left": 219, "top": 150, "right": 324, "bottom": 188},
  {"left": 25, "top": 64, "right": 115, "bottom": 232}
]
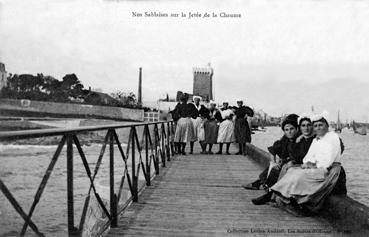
[{"left": 0, "top": 117, "right": 132, "bottom": 145}]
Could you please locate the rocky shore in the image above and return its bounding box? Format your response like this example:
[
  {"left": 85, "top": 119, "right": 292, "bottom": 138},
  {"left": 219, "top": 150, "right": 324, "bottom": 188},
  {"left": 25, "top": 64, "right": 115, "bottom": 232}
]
[{"left": 1, "top": 131, "right": 107, "bottom": 146}]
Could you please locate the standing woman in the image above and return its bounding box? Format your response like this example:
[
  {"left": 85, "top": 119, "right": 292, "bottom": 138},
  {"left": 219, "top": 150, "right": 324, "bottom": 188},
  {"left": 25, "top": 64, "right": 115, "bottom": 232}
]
[
  {"left": 198, "top": 105, "right": 210, "bottom": 154},
  {"left": 173, "top": 95, "right": 197, "bottom": 155},
  {"left": 203, "top": 101, "right": 222, "bottom": 154},
  {"left": 234, "top": 100, "right": 254, "bottom": 155},
  {"left": 169, "top": 101, "right": 182, "bottom": 154},
  {"left": 217, "top": 102, "right": 235, "bottom": 155},
  {"left": 190, "top": 96, "right": 206, "bottom": 154}
]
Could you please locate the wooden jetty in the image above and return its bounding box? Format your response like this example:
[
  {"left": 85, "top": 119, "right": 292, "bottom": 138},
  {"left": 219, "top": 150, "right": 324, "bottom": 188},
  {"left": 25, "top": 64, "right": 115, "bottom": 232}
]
[{"left": 107, "top": 150, "right": 339, "bottom": 236}]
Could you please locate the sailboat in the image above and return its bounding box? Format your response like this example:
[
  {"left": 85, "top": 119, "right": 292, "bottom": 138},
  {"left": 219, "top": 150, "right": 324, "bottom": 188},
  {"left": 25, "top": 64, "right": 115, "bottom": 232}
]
[
  {"left": 353, "top": 120, "right": 367, "bottom": 135},
  {"left": 334, "top": 111, "right": 342, "bottom": 133}
]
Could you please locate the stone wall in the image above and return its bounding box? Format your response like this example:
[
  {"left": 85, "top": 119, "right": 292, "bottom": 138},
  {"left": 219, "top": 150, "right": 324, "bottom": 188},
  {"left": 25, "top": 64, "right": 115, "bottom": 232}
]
[{"left": 0, "top": 99, "right": 144, "bottom": 121}]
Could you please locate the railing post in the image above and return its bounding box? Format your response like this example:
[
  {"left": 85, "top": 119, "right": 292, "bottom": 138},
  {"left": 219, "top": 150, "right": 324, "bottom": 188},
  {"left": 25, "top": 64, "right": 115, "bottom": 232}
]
[
  {"left": 145, "top": 125, "right": 151, "bottom": 186},
  {"left": 109, "top": 130, "right": 118, "bottom": 228},
  {"left": 154, "top": 124, "right": 159, "bottom": 175},
  {"left": 66, "top": 134, "right": 78, "bottom": 236},
  {"left": 161, "top": 124, "right": 166, "bottom": 168},
  {"left": 166, "top": 122, "right": 171, "bottom": 161},
  {"left": 131, "top": 127, "right": 138, "bottom": 202},
  {"left": 170, "top": 121, "right": 175, "bottom": 156}
]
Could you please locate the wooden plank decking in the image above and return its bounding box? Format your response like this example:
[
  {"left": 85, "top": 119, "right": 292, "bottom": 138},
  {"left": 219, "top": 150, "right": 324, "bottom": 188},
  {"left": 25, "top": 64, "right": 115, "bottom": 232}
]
[{"left": 107, "top": 151, "right": 342, "bottom": 236}]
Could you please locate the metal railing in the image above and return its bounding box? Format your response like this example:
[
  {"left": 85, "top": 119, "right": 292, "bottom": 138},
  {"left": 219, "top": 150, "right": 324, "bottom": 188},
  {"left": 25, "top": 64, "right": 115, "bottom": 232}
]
[{"left": 0, "top": 120, "right": 175, "bottom": 236}]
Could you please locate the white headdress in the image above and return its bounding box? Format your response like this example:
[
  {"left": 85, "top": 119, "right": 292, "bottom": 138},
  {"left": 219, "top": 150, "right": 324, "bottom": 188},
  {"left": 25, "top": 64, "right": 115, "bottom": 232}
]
[
  {"left": 311, "top": 110, "right": 329, "bottom": 124},
  {"left": 298, "top": 113, "right": 312, "bottom": 125},
  {"left": 193, "top": 95, "right": 201, "bottom": 101}
]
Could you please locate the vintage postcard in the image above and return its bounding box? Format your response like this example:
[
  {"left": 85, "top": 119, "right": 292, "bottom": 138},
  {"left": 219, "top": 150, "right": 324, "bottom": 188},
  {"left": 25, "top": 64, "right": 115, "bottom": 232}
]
[{"left": 0, "top": 0, "right": 368, "bottom": 236}]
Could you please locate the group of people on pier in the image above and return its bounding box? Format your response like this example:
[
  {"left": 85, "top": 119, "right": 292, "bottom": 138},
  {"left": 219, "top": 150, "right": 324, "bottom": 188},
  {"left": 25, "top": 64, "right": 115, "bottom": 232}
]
[
  {"left": 170, "top": 95, "right": 347, "bottom": 216},
  {"left": 170, "top": 94, "right": 254, "bottom": 156},
  {"left": 243, "top": 113, "right": 347, "bottom": 216}
]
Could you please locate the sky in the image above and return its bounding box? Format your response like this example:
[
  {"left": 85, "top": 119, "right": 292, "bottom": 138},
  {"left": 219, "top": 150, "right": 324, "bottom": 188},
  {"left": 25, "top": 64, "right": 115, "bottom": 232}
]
[{"left": 0, "top": 0, "right": 369, "bottom": 121}]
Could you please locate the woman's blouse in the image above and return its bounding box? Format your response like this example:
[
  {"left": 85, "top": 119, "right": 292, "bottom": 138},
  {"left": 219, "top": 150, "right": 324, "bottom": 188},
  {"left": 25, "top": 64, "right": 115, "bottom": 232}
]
[
  {"left": 199, "top": 106, "right": 210, "bottom": 119},
  {"left": 235, "top": 106, "right": 254, "bottom": 119},
  {"left": 290, "top": 136, "right": 315, "bottom": 164},
  {"left": 175, "top": 103, "right": 198, "bottom": 118},
  {"left": 209, "top": 109, "right": 222, "bottom": 121},
  {"left": 267, "top": 135, "right": 296, "bottom": 164},
  {"left": 302, "top": 131, "right": 341, "bottom": 169},
  {"left": 220, "top": 109, "right": 234, "bottom": 120}
]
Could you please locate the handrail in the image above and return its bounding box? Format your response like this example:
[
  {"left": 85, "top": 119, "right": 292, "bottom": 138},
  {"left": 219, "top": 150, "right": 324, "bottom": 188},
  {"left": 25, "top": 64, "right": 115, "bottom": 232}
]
[
  {"left": 0, "top": 121, "right": 169, "bottom": 140},
  {"left": 0, "top": 120, "right": 176, "bottom": 236}
]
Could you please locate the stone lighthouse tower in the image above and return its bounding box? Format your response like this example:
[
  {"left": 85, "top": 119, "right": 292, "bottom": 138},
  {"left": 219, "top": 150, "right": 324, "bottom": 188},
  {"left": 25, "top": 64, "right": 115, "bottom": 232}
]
[
  {"left": 192, "top": 63, "right": 214, "bottom": 102},
  {"left": 0, "top": 62, "right": 7, "bottom": 90}
]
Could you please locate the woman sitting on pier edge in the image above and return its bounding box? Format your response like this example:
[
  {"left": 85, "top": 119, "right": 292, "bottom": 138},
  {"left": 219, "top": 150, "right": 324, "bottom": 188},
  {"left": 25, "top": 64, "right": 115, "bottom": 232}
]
[
  {"left": 234, "top": 100, "right": 254, "bottom": 155},
  {"left": 277, "top": 115, "right": 315, "bottom": 180},
  {"left": 270, "top": 114, "right": 345, "bottom": 215},
  {"left": 216, "top": 102, "right": 235, "bottom": 155},
  {"left": 173, "top": 95, "right": 198, "bottom": 155},
  {"left": 202, "top": 101, "right": 222, "bottom": 154},
  {"left": 243, "top": 114, "right": 300, "bottom": 193}
]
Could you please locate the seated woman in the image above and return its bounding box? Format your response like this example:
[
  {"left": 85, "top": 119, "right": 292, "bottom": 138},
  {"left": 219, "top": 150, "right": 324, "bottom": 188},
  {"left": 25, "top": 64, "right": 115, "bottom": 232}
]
[
  {"left": 277, "top": 115, "right": 315, "bottom": 180},
  {"left": 270, "top": 114, "right": 344, "bottom": 214},
  {"left": 244, "top": 114, "right": 299, "bottom": 191}
]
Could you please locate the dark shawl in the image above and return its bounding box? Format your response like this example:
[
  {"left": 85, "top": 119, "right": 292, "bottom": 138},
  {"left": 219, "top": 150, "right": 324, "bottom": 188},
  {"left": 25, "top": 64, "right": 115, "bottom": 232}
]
[
  {"left": 174, "top": 103, "right": 198, "bottom": 119},
  {"left": 290, "top": 136, "right": 315, "bottom": 164},
  {"left": 235, "top": 106, "right": 254, "bottom": 118},
  {"left": 267, "top": 135, "right": 297, "bottom": 164}
]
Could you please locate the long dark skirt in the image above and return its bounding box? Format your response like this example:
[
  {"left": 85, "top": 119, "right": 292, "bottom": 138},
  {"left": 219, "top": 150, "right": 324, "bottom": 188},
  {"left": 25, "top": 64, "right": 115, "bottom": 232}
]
[
  {"left": 331, "top": 166, "right": 347, "bottom": 195},
  {"left": 258, "top": 162, "right": 283, "bottom": 188},
  {"left": 234, "top": 118, "right": 251, "bottom": 143},
  {"left": 204, "top": 120, "right": 218, "bottom": 144}
]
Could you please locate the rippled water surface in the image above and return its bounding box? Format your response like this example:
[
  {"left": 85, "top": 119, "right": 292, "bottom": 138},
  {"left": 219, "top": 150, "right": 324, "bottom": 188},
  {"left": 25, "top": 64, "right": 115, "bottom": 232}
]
[
  {"left": 1, "top": 127, "right": 368, "bottom": 236},
  {"left": 0, "top": 140, "right": 148, "bottom": 236}
]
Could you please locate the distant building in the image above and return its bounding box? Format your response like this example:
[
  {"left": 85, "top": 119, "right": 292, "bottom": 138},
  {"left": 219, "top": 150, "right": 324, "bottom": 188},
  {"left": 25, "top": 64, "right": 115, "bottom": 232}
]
[
  {"left": 193, "top": 64, "right": 214, "bottom": 102},
  {"left": 0, "top": 62, "right": 7, "bottom": 89}
]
